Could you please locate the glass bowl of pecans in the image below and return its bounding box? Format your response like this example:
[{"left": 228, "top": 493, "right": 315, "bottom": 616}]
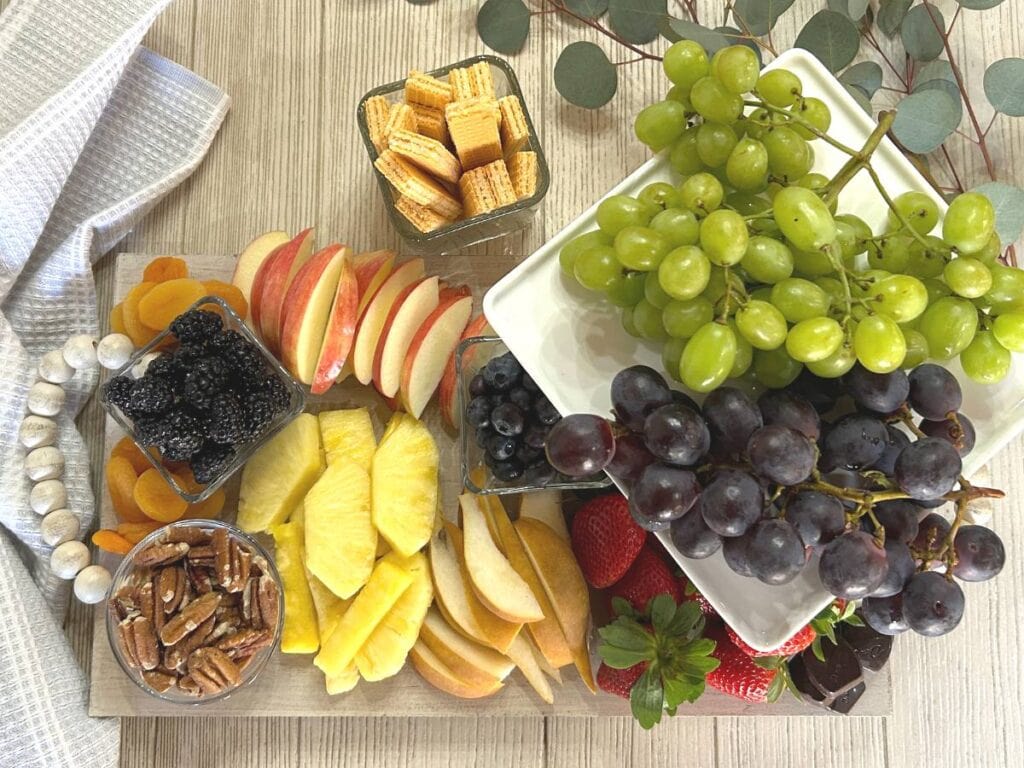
[{"left": 106, "top": 519, "right": 283, "bottom": 704}]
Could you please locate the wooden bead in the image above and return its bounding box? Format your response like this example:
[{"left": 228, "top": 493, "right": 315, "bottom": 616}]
[
  {"left": 19, "top": 416, "right": 57, "bottom": 449},
  {"left": 97, "top": 333, "right": 134, "bottom": 370},
  {"left": 27, "top": 381, "right": 65, "bottom": 417},
  {"left": 40, "top": 509, "right": 80, "bottom": 547},
  {"left": 74, "top": 565, "right": 112, "bottom": 604},
  {"left": 62, "top": 334, "right": 98, "bottom": 370},
  {"left": 24, "top": 445, "right": 64, "bottom": 482},
  {"left": 30, "top": 479, "right": 66, "bottom": 515},
  {"left": 38, "top": 350, "right": 75, "bottom": 384},
  {"left": 51, "top": 540, "right": 90, "bottom": 579}
]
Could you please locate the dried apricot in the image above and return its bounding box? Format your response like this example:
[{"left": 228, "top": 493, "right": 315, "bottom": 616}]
[
  {"left": 111, "top": 436, "right": 154, "bottom": 475},
  {"left": 201, "top": 280, "right": 248, "bottom": 319},
  {"left": 106, "top": 456, "right": 147, "bottom": 523},
  {"left": 92, "top": 529, "right": 134, "bottom": 555},
  {"left": 137, "top": 278, "right": 205, "bottom": 331},
  {"left": 184, "top": 488, "right": 226, "bottom": 520},
  {"left": 122, "top": 281, "right": 159, "bottom": 347},
  {"left": 133, "top": 468, "right": 188, "bottom": 523},
  {"left": 116, "top": 520, "right": 162, "bottom": 544},
  {"left": 109, "top": 303, "right": 126, "bottom": 335},
  {"left": 143, "top": 256, "right": 189, "bottom": 283}
]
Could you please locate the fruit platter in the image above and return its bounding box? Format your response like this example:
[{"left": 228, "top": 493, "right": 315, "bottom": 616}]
[{"left": 76, "top": 42, "right": 1013, "bottom": 724}]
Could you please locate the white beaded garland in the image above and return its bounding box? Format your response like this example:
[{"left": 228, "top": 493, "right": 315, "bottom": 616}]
[
  {"left": 38, "top": 349, "right": 75, "bottom": 384},
  {"left": 30, "top": 479, "right": 67, "bottom": 515},
  {"left": 73, "top": 565, "right": 113, "bottom": 604},
  {"left": 19, "top": 415, "right": 57, "bottom": 449},
  {"left": 24, "top": 446, "right": 65, "bottom": 482},
  {"left": 130, "top": 351, "right": 161, "bottom": 379},
  {"left": 62, "top": 334, "right": 98, "bottom": 370},
  {"left": 40, "top": 509, "right": 80, "bottom": 547},
  {"left": 51, "top": 540, "right": 90, "bottom": 580},
  {"left": 96, "top": 333, "right": 134, "bottom": 370},
  {"left": 27, "top": 381, "right": 66, "bottom": 417}
]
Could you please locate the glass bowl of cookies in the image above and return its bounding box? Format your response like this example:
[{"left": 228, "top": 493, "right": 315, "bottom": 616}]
[{"left": 357, "top": 55, "right": 550, "bottom": 254}]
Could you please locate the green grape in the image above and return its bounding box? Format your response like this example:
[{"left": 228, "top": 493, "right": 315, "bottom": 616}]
[
  {"left": 634, "top": 100, "right": 688, "bottom": 151},
  {"left": 680, "top": 321, "right": 737, "bottom": 392},
  {"left": 814, "top": 276, "right": 846, "bottom": 306},
  {"left": 726, "top": 191, "right": 771, "bottom": 217},
  {"left": 770, "top": 277, "right": 831, "bottom": 323},
  {"left": 680, "top": 172, "right": 724, "bottom": 216},
  {"left": 835, "top": 213, "right": 872, "bottom": 257},
  {"left": 867, "top": 275, "right": 929, "bottom": 322},
  {"left": 963, "top": 232, "right": 1002, "bottom": 263},
  {"left": 983, "top": 264, "right": 1024, "bottom": 314},
  {"left": 867, "top": 234, "right": 911, "bottom": 272},
  {"left": 725, "top": 137, "right": 769, "bottom": 191},
  {"left": 702, "top": 267, "right": 746, "bottom": 306},
  {"left": 651, "top": 207, "right": 700, "bottom": 247},
  {"left": 622, "top": 306, "right": 641, "bottom": 337},
  {"left": 901, "top": 327, "right": 930, "bottom": 368},
  {"left": 727, "top": 319, "right": 753, "bottom": 378},
  {"left": 923, "top": 277, "right": 951, "bottom": 304},
  {"left": 735, "top": 299, "right": 788, "bottom": 350},
  {"left": 644, "top": 270, "right": 673, "bottom": 309},
  {"left": 665, "top": 85, "right": 694, "bottom": 111},
  {"left": 852, "top": 269, "right": 891, "bottom": 298},
  {"left": 606, "top": 270, "right": 646, "bottom": 307},
  {"left": 573, "top": 245, "right": 621, "bottom": 291},
  {"left": 658, "top": 245, "right": 711, "bottom": 300},
  {"left": 756, "top": 68, "right": 802, "bottom": 107},
  {"left": 700, "top": 209, "right": 749, "bottom": 266},
  {"left": 789, "top": 96, "right": 831, "bottom": 139},
  {"left": 834, "top": 220, "right": 860, "bottom": 260},
  {"left": 753, "top": 346, "right": 803, "bottom": 388},
  {"left": 854, "top": 314, "right": 906, "bottom": 373},
  {"left": 807, "top": 339, "right": 857, "bottom": 378},
  {"left": 638, "top": 182, "right": 683, "bottom": 212},
  {"left": 744, "top": 107, "right": 774, "bottom": 139},
  {"left": 786, "top": 316, "right": 844, "bottom": 363},
  {"left": 960, "top": 331, "right": 1011, "bottom": 384},
  {"left": 696, "top": 122, "right": 738, "bottom": 168},
  {"left": 633, "top": 299, "right": 669, "bottom": 340},
  {"left": 762, "top": 126, "right": 813, "bottom": 181},
  {"left": 559, "top": 230, "right": 611, "bottom": 275},
  {"left": 614, "top": 226, "right": 671, "bottom": 271},
  {"left": 711, "top": 45, "right": 759, "bottom": 95},
  {"left": 597, "top": 194, "right": 651, "bottom": 236},
  {"left": 662, "top": 337, "right": 687, "bottom": 382},
  {"left": 749, "top": 285, "right": 773, "bottom": 303},
  {"left": 690, "top": 76, "right": 743, "bottom": 124},
  {"left": 662, "top": 296, "right": 714, "bottom": 338},
  {"left": 888, "top": 191, "right": 940, "bottom": 236},
  {"left": 944, "top": 257, "right": 992, "bottom": 299},
  {"left": 906, "top": 235, "right": 950, "bottom": 278},
  {"left": 943, "top": 191, "right": 996, "bottom": 254},
  {"left": 663, "top": 40, "right": 709, "bottom": 93},
  {"left": 795, "top": 173, "right": 837, "bottom": 215},
  {"left": 992, "top": 312, "right": 1024, "bottom": 352},
  {"left": 791, "top": 244, "right": 836, "bottom": 277},
  {"left": 669, "top": 128, "right": 703, "bottom": 176},
  {"left": 918, "top": 296, "right": 979, "bottom": 359},
  {"left": 772, "top": 186, "right": 836, "bottom": 253},
  {"left": 741, "top": 236, "right": 793, "bottom": 283}
]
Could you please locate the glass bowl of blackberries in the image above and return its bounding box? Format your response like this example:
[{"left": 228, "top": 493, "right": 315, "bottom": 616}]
[
  {"left": 457, "top": 336, "right": 612, "bottom": 495},
  {"left": 100, "top": 296, "right": 305, "bottom": 503}
]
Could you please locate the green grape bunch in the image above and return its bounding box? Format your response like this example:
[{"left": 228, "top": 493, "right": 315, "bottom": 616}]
[{"left": 558, "top": 41, "right": 1024, "bottom": 393}]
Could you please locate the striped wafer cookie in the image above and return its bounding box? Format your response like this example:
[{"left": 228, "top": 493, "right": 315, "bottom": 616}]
[
  {"left": 446, "top": 97, "right": 502, "bottom": 170},
  {"left": 388, "top": 128, "right": 462, "bottom": 183},
  {"left": 481, "top": 159, "right": 517, "bottom": 207},
  {"left": 409, "top": 104, "right": 449, "bottom": 144},
  {"left": 469, "top": 62, "right": 496, "bottom": 101},
  {"left": 449, "top": 67, "right": 475, "bottom": 102},
  {"left": 498, "top": 95, "right": 530, "bottom": 156},
  {"left": 364, "top": 95, "right": 391, "bottom": 153},
  {"left": 405, "top": 70, "right": 453, "bottom": 110},
  {"left": 458, "top": 167, "right": 499, "bottom": 219},
  {"left": 506, "top": 151, "right": 538, "bottom": 199},
  {"left": 382, "top": 103, "right": 418, "bottom": 147},
  {"left": 395, "top": 195, "right": 454, "bottom": 233},
  {"left": 375, "top": 149, "right": 463, "bottom": 219}
]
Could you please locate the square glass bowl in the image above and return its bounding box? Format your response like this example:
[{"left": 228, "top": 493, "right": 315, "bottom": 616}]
[
  {"left": 458, "top": 335, "right": 612, "bottom": 496},
  {"left": 100, "top": 295, "right": 305, "bottom": 503},
  {"left": 356, "top": 54, "right": 551, "bottom": 254}
]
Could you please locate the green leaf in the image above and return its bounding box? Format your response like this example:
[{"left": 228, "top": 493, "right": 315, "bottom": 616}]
[
  {"left": 984, "top": 58, "right": 1024, "bottom": 116},
  {"left": 630, "top": 667, "right": 665, "bottom": 729},
  {"left": 828, "top": 0, "right": 870, "bottom": 19},
  {"left": 610, "top": 596, "right": 637, "bottom": 619},
  {"left": 877, "top": 0, "right": 913, "bottom": 37},
  {"left": 665, "top": 600, "right": 701, "bottom": 636},
  {"left": 844, "top": 84, "right": 874, "bottom": 115},
  {"left": 598, "top": 619, "right": 655, "bottom": 652},
  {"left": 608, "top": 0, "right": 667, "bottom": 44},
  {"left": 650, "top": 593, "right": 677, "bottom": 632},
  {"left": 957, "top": 0, "right": 1005, "bottom": 9},
  {"left": 974, "top": 182, "right": 1024, "bottom": 244},
  {"left": 600, "top": 644, "right": 656, "bottom": 668},
  {"left": 794, "top": 10, "right": 860, "bottom": 73},
  {"left": 892, "top": 89, "right": 960, "bottom": 153},
  {"left": 840, "top": 61, "right": 883, "bottom": 97},
  {"left": 901, "top": 5, "right": 945, "bottom": 62},
  {"left": 477, "top": 0, "right": 530, "bottom": 54},
  {"left": 845, "top": 614, "right": 866, "bottom": 627},
  {"left": 811, "top": 637, "right": 826, "bottom": 662},
  {"left": 554, "top": 42, "right": 618, "bottom": 109},
  {"left": 732, "top": 0, "right": 797, "bottom": 36},
  {"left": 914, "top": 59, "right": 956, "bottom": 89},
  {"left": 663, "top": 675, "right": 704, "bottom": 708},
  {"left": 658, "top": 17, "right": 729, "bottom": 53},
  {"left": 916, "top": 78, "right": 963, "bottom": 126},
  {"left": 565, "top": 0, "right": 609, "bottom": 19}
]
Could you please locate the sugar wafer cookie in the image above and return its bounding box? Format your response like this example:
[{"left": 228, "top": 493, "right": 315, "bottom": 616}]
[
  {"left": 389, "top": 128, "right": 462, "bottom": 184},
  {"left": 506, "top": 151, "right": 538, "bottom": 199},
  {"left": 469, "top": 62, "right": 496, "bottom": 101},
  {"left": 364, "top": 95, "right": 391, "bottom": 153},
  {"left": 446, "top": 97, "right": 502, "bottom": 170},
  {"left": 449, "top": 67, "right": 475, "bottom": 102},
  {"left": 395, "top": 195, "right": 454, "bottom": 233},
  {"left": 458, "top": 167, "right": 499, "bottom": 218},
  {"left": 382, "top": 103, "right": 418, "bottom": 147},
  {"left": 481, "top": 159, "right": 517, "bottom": 207},
  {"left": 405, "top": 70, "right": 453, "bottom": 110},
  {"left": 498, "top": 95, "right": 530, "bottom": 156},
  {"left": 375, "top": 149, "right": 463, "bottom": 219}
]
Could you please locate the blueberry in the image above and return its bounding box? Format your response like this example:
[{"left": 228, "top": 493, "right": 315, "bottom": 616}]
[
  {"left": 516, "top": 443, "right": 543, "bottom": 466},
  {"left": 508, "top": 387, "right": 532, "bottom": 411},
  {"left": 522, "top": 372, "right": 539, "bottom": 392},
  {"left": 524, "top": 461, "right": 555, "bottom": 486},
  {"left": 482, "top": 354, "right": 522, "bottom": 392},
  {"left": 466, "top": 396, "right": 492, "bottom": 428},
  {"left": 491, "top": 403, "right": 525, "bottom": 437},
  {"left": 469, "top": 373, "right": 488, "bottom": 397},
  {"left": 523, "top": 423, "right": 548, "bottom": 449},
  {"left": 486, "top": 434, "right": 516, "bottom": 461},
  {"left": 475, "top": 425, "right": 495, "bottom": 449},
  {"left": 491, "top": 459, "right": 524, "bottom": 482},
  {"left": 533, "top": 396, "right": 561, "bottom": 426}
]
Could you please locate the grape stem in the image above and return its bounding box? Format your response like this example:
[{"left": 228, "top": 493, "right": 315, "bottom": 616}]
[
  {"left": 743, "top": 99, "right": 860, "bottom": 157},
  {"left": 823, "top": 243, "right": 855, "bottom": 330},
  {"left": 863, "top": 165, "right": 933, "bottom": 251},
  {"left": 822, "top": 111, "right": 896, "bottom": 206}
]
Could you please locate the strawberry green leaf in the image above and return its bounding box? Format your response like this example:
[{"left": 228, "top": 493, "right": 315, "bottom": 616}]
[
  {"left": 610, "top": 597, "right": 637, "bottom": 618},
  {"left": 666, "top": 600, "right": 702, "bottom": 636},
  {"left": 630, "top": 667, "right": 665, "bottom": 729},
  {"left": 650, "top": 593, "right": 677, "bottom": 632},
  {"left": 753, "top": 656, "right": 784, "bottom": 670},
  {"left": 663, "top": 675, "right": 705, "bottom": 708},
  {"left": 599, "top": 618, "right": 655, "bottom": 651},
  {"left": 845, "top": 614, "right": 865, "bottom": 627},
  {"left": 600, "top": 644, "right": 654, "bottom": 669},
  {"left": 766, "top": 672, "right": 786, "bottom": 703},
  {"left": 811, "top": 637, "right": 826, "bottom": 663}
]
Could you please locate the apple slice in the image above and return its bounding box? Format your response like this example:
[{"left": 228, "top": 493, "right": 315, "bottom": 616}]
[
  {"left": 279, "top": 244, "right": 348, "bottom": 384},
  {"left": 460, "top": 494, "right": 544, "bottom": 624},
  {"left": 351, "top": 250, "right": 395, "bottom": 315},
  {"left": 351, "top": 258, "right": 425, "bottom": 384},
  {"left": 410, "top": 640, "right": 503, "bottom": 700},
  {"left": 372, "top": 276, "right": 440, "bottom": 398},
  {"left": 399, "top": 287, "right": 473, "bottom": 418},
  {"left": 232, "top": 230, "right": 290, "bottom": 321},
  {"left": 310, "top": 255, "right": 359, "bottom": 395},
  {"left": 249, "top": 241, "right": 287, "bottom": 332},
  {"left": 518, "top": 490, "right": 569, "bottom": 544},
  {"left": 438, "top": 313, "right": 493, "bottom": 428},
  {"left": 419, "top": 607, "right": 514, "bottom": 686},
  {"left": 515, "top": 517, "right": 595, "bottom": 692},
  {"left": 505, "top": 632, "right": 554, "bottom": 705},
  {"left": 255, "top": 228, "right": 315, "bottom": 352}
]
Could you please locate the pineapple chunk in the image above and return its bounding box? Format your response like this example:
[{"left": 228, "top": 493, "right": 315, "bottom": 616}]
[
  {"left": 319, "top": 408, "right": 376, "bottom": 470},
  {"left": 305, "top": 461, "right": 376, "bottom": 598},
  {"left": 355, "top": 551, "right": 433, "bottom": 681},
  {"left": 238, "top": 414, "right": 324, "bottom": 532},
  {"left": 271, "top": 521, "right": 320, "bottom": 653},
  {"left": 371, "top": 414, "right": 439, "bottom": 557},
  {"left": 326, "top": 665, "right": 360, "bottom": 695},
  {"left": 289, "top": 502, "right": 306, "bottom": 527},
  {"left": 303, "top": 566, "right": 359, "bottom": 693},
  {"left": 314, "top": 559, "right": 412, "bottom": 677}
]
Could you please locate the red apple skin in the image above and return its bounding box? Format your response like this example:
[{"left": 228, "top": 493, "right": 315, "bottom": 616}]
[
  {"left": 249, "top": 241, "right": 288, "bottom": 332},
  {"left": 370, "top": 277, "right": 433, "bottom": 393},
  {"left": 258, "top": 228, "right": 315, "bottom": 353},
  {"left": 350, "top": 250, "right": 395, "bottom": 315},
  {"left": 351, "top": 258, "right": 426, "bottom": 385},
  {"left": 233, "top": 231, "right": 290, "bottom": 321},
  {"left": 279, "top": 244, "right": 345, "bottom": 377},
  {"left": 311, "top": 255, "right": 360, "bottom": 395},
  {"left": 439, "top": 313, "right": 493, "bottom": 428}
]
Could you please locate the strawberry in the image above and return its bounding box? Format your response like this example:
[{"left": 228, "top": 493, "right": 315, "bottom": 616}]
[
  {"left": 707, "top": 632, "right": 790, "bottom": 703},
  {"left": 608, "top": 545, "right": 682, "bottom": 612},
  {"left": 726, "top": 624, "right": 815, "bottom": 658},
  {"left": 679, "top": 576, "right": 717, "bottom": 617},
  {"left": 596, "top": 661, "right": 647, "bottom": 699},
  {"left": 571, "top": 493, "right": 646, "bottom": 587}
]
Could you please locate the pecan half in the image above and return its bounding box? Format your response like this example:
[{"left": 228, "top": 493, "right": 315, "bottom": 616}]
[
  {"left": 188, "top": 647, "right": 241, "bottom": 695},
  {"left": 166, "top": 527, "right": 211, "bottom": 546},
  {"left": 133, "top": 541, "right": 189, "bottom": 567},
  {"left": 160, "top": 591, "right": 221, "bottom": 645},
  {"left": 110, "top": 586, "right": 138, "bottom": 620},
  {"left": 177, "top": 675, "right": 202, "bottom": 696},
  {"left": 142, "top": 670, "right": 176, "bottom": 693},
  {"left": 163, "top": 614, "right": 216, "bottom": 672},
  {"left": 185, "top": 560, "right": 214, "bottom": 595},
  {"left": 213, "top": 528, "right": 231, "bottom": 588},
  {"left": 225, "top": 539, "right": 251, "bottom": 593},
  {"left": 217, "top": 628, "right": 274, "bottom": 659},
  {"left": 158, "top": 566, "right": 187, "bottom": 614},
  {"left": 117, "top": 616, "right": 159, "bottom": 671},
  {"left": 187, "top": 544, "right": 216, "bottom": 565}
]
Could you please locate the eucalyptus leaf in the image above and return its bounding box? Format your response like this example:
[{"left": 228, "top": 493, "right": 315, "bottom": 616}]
[
  {"left": 827, "top": 0, "right": 870, "bottom": 19},
  {"left": 901, "top": 5, "right": 945, "bottom": 62},
  {"left": 715, "top": 26, "right": 762, "bottom": 64},
  {"left": 794, "top": 10, "right": 860, "bottom": 73},
  {"left": 840, "top": 61, "right": 883, "bottom": 97},
  {"left": 630, "top": 667, "right": 665, "bottom": 729},
  {"left": 732, "top": 0, "right": 797, "bottom": 36},
  {"left": 565, "top": 0, "right": 609, "bottom": 18},
  {"left": 957, "top": 0, "right": 1005, "bottom": 9},
  {"left": 974, "top": 182, "right": 1024, "bottom": 244},
  {"left": 658, "top": 17, "right": 730, "bottom": 54},
  {"left": 844, "top": 84, "right": 874, "bottom": 115},
  {"left": 554, "top": 41, "right": 618, "bottom": 109},
  {"left": 892, "top": 89, "right": 960, "bottom": 153},
  {"left": 476, "top": 0, "right": 530, "bottom": 54},
  {"left": 607, "top": 0, "right": 667, "bottom": 44},
  {"left": 984, "top": 58, "right": 1024, "bottom": 116},
  {"left": 878, "top": 0, "right": 913, "bottom": 37},
  {"left": 916, "top": 78, "right": 963, "bottom": 125},
  {"left": 914, "top": 59, "right": 956, "bottom": 88}
]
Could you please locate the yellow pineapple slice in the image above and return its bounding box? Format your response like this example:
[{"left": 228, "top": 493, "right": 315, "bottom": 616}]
[
  {"left": 325, "top": 664, "right": 360, "bottom": 695},
  {"left": 238, "top": 413, "right": 324, "bottom": 532},
  {"left": 355, "top": 550, "right": 433, "bottom": 681},
  {"left": 271, "top": 520, "right": 320, "bottom": 654},
  {"left": 304, "top": 461, "right": 376, "bottom": 598},
  {"left": 371, "top": 413, "right": 439, "bottom": 556},
  {"left": 318, "top": 408, "right": 376, "bottom": 470},
  {"left": 303, "top": 564, "right": 359, "bottom": 693},
  {"left": 314, "top": 559, "right": 413, "bottom": 677}
]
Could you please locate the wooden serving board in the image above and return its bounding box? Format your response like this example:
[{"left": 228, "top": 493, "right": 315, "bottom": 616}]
[{"left": 88, "top": 253, "right": 893, "bottom": 717}]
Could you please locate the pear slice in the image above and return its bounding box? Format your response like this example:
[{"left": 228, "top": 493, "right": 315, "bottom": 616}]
[
  {"left": 410, "top": 640, "right": 503, "bottom": 700},
  {"left": 419, "top": 607, "right": 514, "bottom": 687},
  {"left": 505, "top": 632, "right": 554, "bottom": 705},
  {"left": 517, "top": 490, "right": 569, "bottom": 543}
]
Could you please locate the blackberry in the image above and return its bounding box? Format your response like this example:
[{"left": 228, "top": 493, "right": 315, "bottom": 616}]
[
  {"left": 170, "top": 309, "right": 223, "bottom": 347},
  {"left": 144, "top": 353, "right": 179, "bottom": 382},
  {"left": 212, "top": 331, "right": 266, "bottom": 377},
  {"left": 159, "top": 409, "right": 205, "bottom": 461},
  {"left": 205, "top": 392, "right": 246, "bottom": 444},
  {"left": 190, "top": 442, "right": 236, "bottom": 485},
  {"left": 259, "top": 375, "right": 291, "bottom": 411},
  {"left": 241, "top": 393, "right": 277, "bottom": 441},
  {"left": 104, "top": 375, "right": 134, "bottom": 414},
  {"left": 184, "top": 357, "right": 229, "bottom": 410},
  {"left": 134, "top": 414, "right": 173, "bottom": 447},
  {"left": 128, "top": 377, "right": 174, "bottom": 415}
]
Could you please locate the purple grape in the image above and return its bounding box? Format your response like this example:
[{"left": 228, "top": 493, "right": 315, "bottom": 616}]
[
  {"left": 697, "top": 470, "right": 763, "bottom": 537},
  {"left": 746, "top": 425, "right": 815, "bottom": 485},
  {"left": 643, "top": 403, "right": 710, "bottom": 466},
  {"left": 818, "top": 531, "right": 889, "bottom": 599},
  {"left": 701, "top": 386, "right": 762, "bottom": 457},
  {"left": 894, "top": 437, "right": 961, "bottom": 500},
  {"left": 908, "top": 363, "right": 962, "bottom": 420},
  {"left": 873, "top": 500, "right": 921, "bottom": 544},
  {"left": 722, "top": 532, "right": 755, "bottom": 577},
  {"left": 670, "top": 508, "right": 722, "bottom": 559},
  {"left": 912, "top": 512, "right": 951, "bottom": 553},
  {"left": 902, "top": 571, "right": 964, "bottom": 636},
  {"left": 872, "top": 426, "right": 911, "bottom": 475},
  {"left": 606, "top": 432, "right": 655, "bottom": 484},
  {"left": 745, "top": 518, "right": 807, "bottom": 585},
  {"left": 844, "top": 364, "right": 909, "bottom": 413},
  {"left": 610, "top": 365, "right": 673, "bottom": 431},
  {"left": 785, "top": 490, "right": 845, "bottom": 547},
  {"left": 544, "top": 414, "right": 615, "bottom": 477},
  {"left": 822, "top": 413, "right": 888, "bottom": 470},
  {"left": 952, "top": 525, "right": 1005, "bottom": 582},
  {"left": 870, "top": 540, "right": 915, "bottom": 597},
  {"left": 919, "top": 413, "right": 975, "bottom": 456},
  {"left": 861, "top": 594, "right": 909, "bottom": 635},
  {"left": 628, "top": 463, "right": 700, "bottom": 531},
  {"left": 758, "top": 390, "right": 821, "bottom": 440}
]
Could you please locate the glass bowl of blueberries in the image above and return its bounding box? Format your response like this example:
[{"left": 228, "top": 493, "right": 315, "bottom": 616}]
[{"left": 457, "top": 335, "right": 612, "bottom": 495}]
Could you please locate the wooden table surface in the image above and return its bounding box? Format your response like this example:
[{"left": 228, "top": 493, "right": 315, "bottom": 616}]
[{"left": 62, "top": 0, "right": 1024, "bottom": 765}]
